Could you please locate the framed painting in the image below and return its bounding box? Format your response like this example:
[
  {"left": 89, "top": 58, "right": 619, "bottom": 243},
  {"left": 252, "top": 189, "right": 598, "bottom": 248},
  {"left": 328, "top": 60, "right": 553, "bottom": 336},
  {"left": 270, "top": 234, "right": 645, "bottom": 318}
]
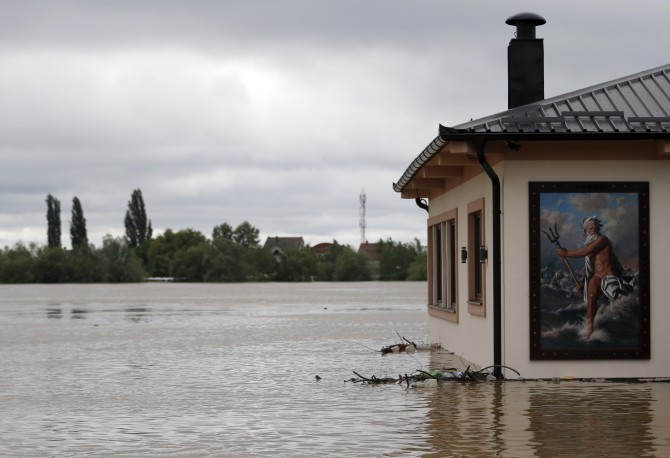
[{"left": 529, "top": 182, "right": 650, "bottom": 360}]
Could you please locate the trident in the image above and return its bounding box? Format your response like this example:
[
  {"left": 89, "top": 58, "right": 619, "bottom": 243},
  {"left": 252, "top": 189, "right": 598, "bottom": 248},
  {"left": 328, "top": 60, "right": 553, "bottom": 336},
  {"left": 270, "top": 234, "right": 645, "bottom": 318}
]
[{"left": 542, "top": 224, "right": 579, "bottom": 286}]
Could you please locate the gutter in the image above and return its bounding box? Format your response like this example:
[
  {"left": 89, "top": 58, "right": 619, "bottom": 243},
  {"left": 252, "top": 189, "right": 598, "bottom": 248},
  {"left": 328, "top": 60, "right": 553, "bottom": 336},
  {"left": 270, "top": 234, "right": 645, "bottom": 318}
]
[
  {"left": 393, "top": 135, "right": 447, "bottom": 192},
  {"left": 473, "top": 137, "right": 503, "bottom": 380}
]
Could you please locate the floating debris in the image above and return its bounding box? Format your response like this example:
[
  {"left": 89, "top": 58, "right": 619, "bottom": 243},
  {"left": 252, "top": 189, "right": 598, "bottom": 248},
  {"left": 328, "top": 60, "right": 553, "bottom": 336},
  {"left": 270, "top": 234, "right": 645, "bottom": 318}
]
[
  {"left": 349, "top": 333, "right": 520, "bottom": 386},
  {"left": 380, "top": 333, "right": 441, "bottom": 354},
  {"left": 347, "top": 365, "right": 522, "bottom": 386},
  {"left": 347, "top": 371, "right": 397, "bottom": 385}
]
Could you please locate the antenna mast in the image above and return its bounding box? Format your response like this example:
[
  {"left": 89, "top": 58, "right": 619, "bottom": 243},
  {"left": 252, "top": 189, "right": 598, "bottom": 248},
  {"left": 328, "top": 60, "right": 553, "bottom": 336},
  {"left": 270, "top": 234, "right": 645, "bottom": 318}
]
[{"left": 359, "top": 189, "right": 366, "bottom": 245}]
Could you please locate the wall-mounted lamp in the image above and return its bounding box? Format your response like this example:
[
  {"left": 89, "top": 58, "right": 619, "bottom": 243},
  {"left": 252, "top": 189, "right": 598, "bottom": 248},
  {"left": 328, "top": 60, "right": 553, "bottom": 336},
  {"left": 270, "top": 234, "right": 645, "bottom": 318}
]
[
  {"left": 479, "top": 246, "right": 488, "bottom": 263},
  {"left": 461, "top": 247, "right": 467, "bottom": 263}
]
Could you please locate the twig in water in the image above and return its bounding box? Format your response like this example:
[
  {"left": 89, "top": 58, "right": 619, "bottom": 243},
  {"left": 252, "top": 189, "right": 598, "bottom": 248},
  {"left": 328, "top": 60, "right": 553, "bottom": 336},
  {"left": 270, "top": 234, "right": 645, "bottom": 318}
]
[
  {"left": 409, "top": 352, "right": 423, "bottom": 369},
  {"left": 402, "top": 336, "right": 418, "bottom": 350},
  {"left": 476, "top": 365, "right": 521, "bottom": 378},
  {"left": 353, "top": 371, "right": 371, "bottom": 382},
  {"left": 356, "top": 343, "right": 380, "bottom": 353}
]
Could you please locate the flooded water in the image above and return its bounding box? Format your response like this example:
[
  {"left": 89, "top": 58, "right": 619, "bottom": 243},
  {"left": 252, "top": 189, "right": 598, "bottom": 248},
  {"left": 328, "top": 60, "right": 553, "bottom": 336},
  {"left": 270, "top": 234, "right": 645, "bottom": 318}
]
[{"left": 1, "top": 282, "right": 669, "bottom": 457}]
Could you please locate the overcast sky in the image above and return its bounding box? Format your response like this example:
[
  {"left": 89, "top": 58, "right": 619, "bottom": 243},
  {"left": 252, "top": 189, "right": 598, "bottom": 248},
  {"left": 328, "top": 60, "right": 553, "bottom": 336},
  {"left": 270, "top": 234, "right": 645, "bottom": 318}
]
[{"left": 1, "top": 1, "right": 668, "bottom": 250}]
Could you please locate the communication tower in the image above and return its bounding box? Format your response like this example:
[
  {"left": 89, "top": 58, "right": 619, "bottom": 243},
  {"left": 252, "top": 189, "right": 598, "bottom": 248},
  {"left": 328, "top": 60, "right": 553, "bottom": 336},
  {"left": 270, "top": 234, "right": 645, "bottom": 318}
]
[{"left": 359, "top": 189, "right": 366, "bottom": 245}]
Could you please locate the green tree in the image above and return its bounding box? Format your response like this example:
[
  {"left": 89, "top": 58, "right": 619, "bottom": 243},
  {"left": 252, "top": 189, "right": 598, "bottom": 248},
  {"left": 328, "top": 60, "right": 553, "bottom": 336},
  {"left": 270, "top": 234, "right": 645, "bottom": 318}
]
[
  {"left": 244, "top": 246, "right": 277, "bottom": 281},
  {"left": 69, "top": 247, "right": 104, "bottom": 282},
  {"left": 34, "top": 246, "right": 72, "bottom": 283},
  {"left": 212, "top": 223, "right": 233, "bottom": 241},
  {"left": 98, "top": 235, "right": 146, "bottom": 282},
  {"left": 333, "top": 247, "right": 370, "bottom": 281},
  {"left": 172, "top": 242, "right": 218, "bottom": 282},
  {"left": 0, "top": 242, "right": 37, "bottom": 283},
  {"left": 70, "top": 196, "right": 88, "bottom": 248},
  {"left": 274, "top": 247, "right": 318, "bottom": 281},
  {"left": 146, "top": 228, "right": 207, "bottom": 277},
  {"left": 311, "top": 242, "right": 370, "bottom": 281},
  {"left": 46, "top": 194, "right": 61, "bottom": 248},
  {"left": 407, "top": 250, "right": 427, "bottom": 281},
  {"left": 232, "top": 221, "right": 260, "bottom": 248},
  {"left": 205, "top": 237, "right": 245, "bottom": 281},
  {"left": 377, "top": 238, "right": 421, "bottom": 281},
  {"left": 124, "top": 189, "right": 152, "bottom": 248},
  {"left": 315, "top": 241, "right": 343, "bottom": 281}
]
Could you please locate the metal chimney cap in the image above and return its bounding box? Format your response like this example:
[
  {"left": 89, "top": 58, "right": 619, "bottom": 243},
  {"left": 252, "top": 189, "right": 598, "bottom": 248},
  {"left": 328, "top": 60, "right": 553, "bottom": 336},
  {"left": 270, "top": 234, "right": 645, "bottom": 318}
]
[
  {"left": 506, "top": 12, "right": 546, "bottom": 39},
  {"left": 505, "top": 12, "right": 546, "bottom": 27}
]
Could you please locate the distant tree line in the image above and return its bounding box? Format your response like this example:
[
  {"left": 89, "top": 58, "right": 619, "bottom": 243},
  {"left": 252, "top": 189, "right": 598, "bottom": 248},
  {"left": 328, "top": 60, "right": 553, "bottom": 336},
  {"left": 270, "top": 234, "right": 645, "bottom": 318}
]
[{"left": 0, "top": 189, "right": 426, "bottom": 283}]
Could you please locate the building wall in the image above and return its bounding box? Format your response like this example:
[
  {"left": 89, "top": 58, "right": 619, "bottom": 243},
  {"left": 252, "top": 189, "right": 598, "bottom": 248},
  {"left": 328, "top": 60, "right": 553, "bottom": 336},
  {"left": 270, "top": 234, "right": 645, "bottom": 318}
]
[
  {"left": 425, "top": 140, "right": 670, "bottom": 378},
  {"left": 502, "top": 156, "right": 670, "bottom": 378},
  {"left": 427, "top": 170, "right": 498, "bottom": 367}
]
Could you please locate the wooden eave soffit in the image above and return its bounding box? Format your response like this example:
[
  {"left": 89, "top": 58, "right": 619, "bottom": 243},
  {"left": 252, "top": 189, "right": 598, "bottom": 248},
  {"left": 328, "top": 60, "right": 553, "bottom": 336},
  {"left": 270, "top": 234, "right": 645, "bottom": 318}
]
[
  {"left": 401, "top": 141, "right": 483, "bottom": 198},
  {"left": 659, "top": 140, "right": 670, "bottom": 155}
]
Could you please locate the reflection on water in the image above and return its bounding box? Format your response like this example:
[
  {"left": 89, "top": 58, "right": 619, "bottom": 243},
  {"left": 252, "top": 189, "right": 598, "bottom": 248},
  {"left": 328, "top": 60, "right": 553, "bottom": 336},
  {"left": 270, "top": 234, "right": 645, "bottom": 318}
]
[
  {"left": 528, "top": 383, "right": 655, "bottom": 456},
  {"left": 1, "top": 282, "right": 669, "bottom": 457},
  {"left": 422, "top": 374, "right": 667, "bottom": 457},
  {"left": 71, "top": 308, "right": 88, "bottom": 319},
  {"left": 125, "top": 307, "right": 150, "bottom": 323}
]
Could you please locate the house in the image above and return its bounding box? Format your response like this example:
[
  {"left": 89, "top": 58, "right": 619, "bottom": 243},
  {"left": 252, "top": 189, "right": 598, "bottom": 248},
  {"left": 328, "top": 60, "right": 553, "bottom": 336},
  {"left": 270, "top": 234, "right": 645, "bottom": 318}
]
[
  {"left": 394, "top": 12, "right": 670, "bottom": 379},
  {"left": 358, "top": 242, "right": 381, "bottom": 278},
  {"left": 358, "top": 242, "right": 380, "bottom": 262},
  {"left": 263, "top": 236, "right": 305, "bottom": 261},
  {"left": 312, "top": 242, "right": 333, "bottom": 257}
]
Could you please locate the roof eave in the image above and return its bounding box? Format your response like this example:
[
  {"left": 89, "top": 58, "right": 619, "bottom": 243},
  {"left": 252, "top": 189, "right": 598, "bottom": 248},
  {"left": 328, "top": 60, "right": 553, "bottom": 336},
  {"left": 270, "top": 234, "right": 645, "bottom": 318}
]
[
  {"left": 393, "top": 129, "right": 670, "bottom": 193},
  {"left": 393, "top": 134, "right": 448, "bottom": 192}
]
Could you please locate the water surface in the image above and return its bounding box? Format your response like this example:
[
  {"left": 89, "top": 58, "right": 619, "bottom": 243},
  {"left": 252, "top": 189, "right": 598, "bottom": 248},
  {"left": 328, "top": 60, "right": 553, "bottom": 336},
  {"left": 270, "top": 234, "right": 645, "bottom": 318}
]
[{"left": 1, "top": 282, "right": 668, "bottom": 457}]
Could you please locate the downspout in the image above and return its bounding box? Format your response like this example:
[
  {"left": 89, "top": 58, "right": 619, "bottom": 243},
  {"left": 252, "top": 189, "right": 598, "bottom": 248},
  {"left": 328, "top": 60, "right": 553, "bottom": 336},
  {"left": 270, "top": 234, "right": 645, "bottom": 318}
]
[
  {"left": 415, "top": 195, "right": 429, "bottom": 213},
  {"left": 474, "top": 137, "right": 503, "bottom": 379}
]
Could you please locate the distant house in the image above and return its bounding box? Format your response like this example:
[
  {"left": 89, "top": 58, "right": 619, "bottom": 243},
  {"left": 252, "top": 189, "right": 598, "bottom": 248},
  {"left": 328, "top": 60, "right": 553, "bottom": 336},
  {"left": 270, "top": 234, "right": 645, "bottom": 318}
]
[
  {"left": 263, "top": 236, "right": 305, "bottom": 261},
  {"left": 394, "top": 13, "right": 670, "bottom": 379},
  {"left": 357, "top": 242, "right": 380, "bottom": 262},
  {"left": 311, "top": 242, "right": 332, "bottom": 256},
  {"left": 358, "top": 242, "right": 380, "bottom": 278}
]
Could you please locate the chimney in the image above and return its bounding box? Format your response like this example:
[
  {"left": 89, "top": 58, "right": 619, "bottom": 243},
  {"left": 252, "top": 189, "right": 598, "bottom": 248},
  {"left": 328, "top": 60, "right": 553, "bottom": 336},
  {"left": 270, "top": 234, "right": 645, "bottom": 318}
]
[{"left": 506, "top": 12, "right": 546, "bottom": 109}]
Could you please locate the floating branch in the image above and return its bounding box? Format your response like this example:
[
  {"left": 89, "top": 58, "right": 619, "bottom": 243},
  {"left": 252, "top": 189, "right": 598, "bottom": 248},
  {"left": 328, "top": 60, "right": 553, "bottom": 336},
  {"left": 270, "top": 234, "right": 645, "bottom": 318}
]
[
  {"left": 348, "top": 371, "right": 397, "bottom": 384},
  {"left": 346, "top": 363, "right": 522, "bottom": 386},
  {"left": 475, "top": 365, "right": 522, "bottom": 378}
]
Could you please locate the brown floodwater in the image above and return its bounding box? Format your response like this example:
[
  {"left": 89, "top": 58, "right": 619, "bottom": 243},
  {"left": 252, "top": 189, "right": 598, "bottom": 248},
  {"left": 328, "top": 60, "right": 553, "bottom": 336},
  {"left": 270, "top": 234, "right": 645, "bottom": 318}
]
[{"left": 1, "top": 282, "right": 668, "bottom": 457}]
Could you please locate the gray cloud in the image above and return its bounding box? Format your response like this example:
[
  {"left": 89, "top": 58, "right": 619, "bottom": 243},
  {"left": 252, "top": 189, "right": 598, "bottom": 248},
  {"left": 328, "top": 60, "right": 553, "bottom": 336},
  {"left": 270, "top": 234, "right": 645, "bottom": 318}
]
[{"left": 1, "top": 1, "right": 669, "bottom": 249}]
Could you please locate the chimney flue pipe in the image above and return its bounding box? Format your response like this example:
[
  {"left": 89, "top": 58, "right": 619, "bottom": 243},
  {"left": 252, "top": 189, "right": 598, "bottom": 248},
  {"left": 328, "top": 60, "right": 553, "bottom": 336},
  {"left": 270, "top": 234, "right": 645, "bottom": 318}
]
[
  {"left": 506, "top": 12, "right": 546, "bottom": 109},
  {"left": 506, "top": 12, "right": 546, "bottom": 38}
]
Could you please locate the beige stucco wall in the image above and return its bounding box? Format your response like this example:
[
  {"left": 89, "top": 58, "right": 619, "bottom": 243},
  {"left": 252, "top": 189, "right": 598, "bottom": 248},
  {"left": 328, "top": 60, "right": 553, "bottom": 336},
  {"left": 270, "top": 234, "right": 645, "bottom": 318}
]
[
  {"left": 425, "top": 141, "right": 670, "bottom": 379},
  {"left": 427, "top": 170, "right": 497, "bottom": 367},
  {"left": 502, "top": 158, "right": 670, "bottom": 379}
]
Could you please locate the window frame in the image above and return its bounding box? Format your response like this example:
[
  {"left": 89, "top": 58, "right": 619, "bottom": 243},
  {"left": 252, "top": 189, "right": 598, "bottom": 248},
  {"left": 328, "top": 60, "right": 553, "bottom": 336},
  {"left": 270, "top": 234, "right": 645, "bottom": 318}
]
[
  {"left": 467, "top": 198, "right": 486, "bottom": 316},
  {"left": 427, "top": 209, "right": 458, "bottom": 322}
]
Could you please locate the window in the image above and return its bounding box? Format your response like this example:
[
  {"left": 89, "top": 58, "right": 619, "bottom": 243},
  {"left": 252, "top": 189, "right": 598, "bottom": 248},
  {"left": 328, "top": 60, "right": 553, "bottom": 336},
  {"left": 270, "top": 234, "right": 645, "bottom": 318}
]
[
  {"left": 427, "top": 209, "right": 458, "bottom": 322},
  {"left": 467, "top": 198, "right": 486, "bottom": 316}
]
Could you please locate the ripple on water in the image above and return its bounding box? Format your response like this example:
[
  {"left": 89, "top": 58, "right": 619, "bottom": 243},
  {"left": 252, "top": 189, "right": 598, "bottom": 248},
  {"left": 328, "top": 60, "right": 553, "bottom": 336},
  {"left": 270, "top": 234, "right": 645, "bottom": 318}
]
[{"left": 2, "top": 283, "right": 670, "bottom": 457}]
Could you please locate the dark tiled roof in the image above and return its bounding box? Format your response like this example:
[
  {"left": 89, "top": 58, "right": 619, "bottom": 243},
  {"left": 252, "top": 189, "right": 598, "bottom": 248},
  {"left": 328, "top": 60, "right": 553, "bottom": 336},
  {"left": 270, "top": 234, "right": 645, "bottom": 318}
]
[
  {"left": 263, "top": 236, "right": 305, "bottom": 253},
  {"left": 394, "top": 63, "right": 670, "bottom": 193}
]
